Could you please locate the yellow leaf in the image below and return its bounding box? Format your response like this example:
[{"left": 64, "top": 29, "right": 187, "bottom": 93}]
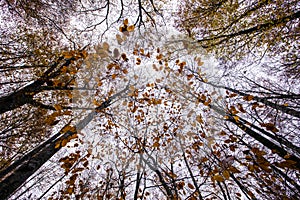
[
  {"left": 222, "top": 170, "right": 230, "bottom": 180},
  {"left": 233, "top": 116, "right": 239, "bottom": 122},
  {"left": 283, "top": 103, "right": 289, "bottom": 106},
  {"left": 66, "top": 187, "right": 74, "bottom": 195},
  {"left": 124, "top": 19, "right": 129, "bottom": 25},
  {"left": 68, "top": 134, "right": 78, "bottom": 140},
  {"left": 61, "top": 125, "right": 76, "bottom": 134},
  {"left": 153, "top": 142, "right": 160, "bottom": 148},
  {"left": 80, "top": 50, "right": 88, "bottom": 58},
  {"left": 61, "top": 139, "right": 68, "bottom": 147},
  {"left": 213, "top": 175, "right": 224, "bottom": 182},
  {"left": 93, "top": 99, "right": 101, "bottom": 106},
  {"left": 55, "top": 141, "right": 61, "bottom": 149},
  {"left": 127, "top": 25, "right": 135, "bottom": 32}
]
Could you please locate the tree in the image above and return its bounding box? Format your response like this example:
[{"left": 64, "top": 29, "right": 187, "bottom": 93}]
[
  {"left": 175, "top": 0, "right": 300, "bottom": 78},
  {"left": 1, "top": 0, "right": 299, "bottom": 199}
]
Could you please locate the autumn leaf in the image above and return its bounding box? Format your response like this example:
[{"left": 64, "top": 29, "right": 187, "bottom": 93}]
[
  {"left": 243, "top": 95, "right": 254, "bottom": 101},
  {"left": 66, "top": 187, "right": 74, "bottom": 195},
  {"left": 127, "top": 25, "right": 135, "bottom": 32},
  {"left": 260, "top": 123, "right": 279, "bottom": 133},
  {"left": 233, "top": 116, "right": 239, "bottom": 122},
  {"left": 55, "top": 141, "right": 61, "bottom": 149},
  {"left": 80, "top": 50, "right": 88, "bottom": 58},
  {"left": 203, "top": 99, "right": 211, "bottom": 106},
  {"left": 156, "top": 54, "right": 163, "bottom": 60},
  {"left": 116, "top": 34, "right": 123, "bottom": 44},
  {"left": 222, "top": 170, "right": 230, "bottom": 180},
  {"left": 237, "top": 103, "right": 246, "bottom": 113},
  {"left": 123, "top": 19, "right": 129, "bottom": 25},
  {"left": 197, "top": 60, "right": 204, "bottom": 66},
  {"left": 229, "top": 93, "right": 238, "bottom": 98},
  {"left": 187, "top": 183, "right": 195, "bottom": 189},
  {"left": 187, "top": 74, "right": 193, "bottom": 80},
  {"left": 213, "top": 174, "right": 224, "bottom": 182},
  {"left": 62, "top": 51, "right": 73, "bottom": 59},
  {"left": 275, "top": 160, "right": 297, "bottom": 169},
  {"left": 196, "top": 115, "right": 203, "bottom": 124},
  {"left": 153, "top": 142, "right": 160, "bottom": 148},
  {"left": 248, "top": 164, "right": 255, "bottom": 172},
  {"left": 119, "top": 26, "right": 127, "bottom": 33},
  {"left": 111, "top": 74, "right": 118, "bottom": 79},
  {"left": 223, "top": 115, "right": 230, "bottom": 120},
  {"left": 61, "top": 138, "right": 68, "bottom": 147},
  {"left": 102, "top": 42, "right": 109, "bottom": 50}
]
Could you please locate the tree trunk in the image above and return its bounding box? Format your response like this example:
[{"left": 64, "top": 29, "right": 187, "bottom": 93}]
[
  {"left": 0, "top": 86, "right": 128, "bottom": 199},
  {"left": 0, "top": 57, "right": 74, "bottom": 114}
]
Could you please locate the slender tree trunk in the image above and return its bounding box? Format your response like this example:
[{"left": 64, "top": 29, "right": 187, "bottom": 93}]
[
  {"left": 0, "top": 57, "right": 74, "bottom": 114},
  {"left": 208, "top": 82, "right": 300, "bottom": 118},
  {"left": 0, "top": 86, "right": 128, "bottom": 199},
  {"left": 226, "top": 115, "right": 300, "bottom": 169}
]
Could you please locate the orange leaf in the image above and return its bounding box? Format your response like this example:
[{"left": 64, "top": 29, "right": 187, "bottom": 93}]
[
  {"left": 233, "top": 116, "right": 239, "bottom": 122},
  {"left": 124, "top": 19, "right": 129, "bottom": 25},
  {"left": 111, "top": 74, "right": 117, "bottom": 79},
  {"left": 127, "top": 25, "right": 135, "bottom": 32},
  {"left": 153, "top": 142, "right": 160, "bottom": 148},
  {"left": 55, "top": 141, "right": 60, "bottom": 149}
]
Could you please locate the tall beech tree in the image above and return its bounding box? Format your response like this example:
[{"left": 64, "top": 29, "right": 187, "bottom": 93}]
[
  {"left": 176, "top": 0, "right": 300, "bottom": 78},
  {"left": 0, "top": 0, "right": 299, "bottom": 199}
]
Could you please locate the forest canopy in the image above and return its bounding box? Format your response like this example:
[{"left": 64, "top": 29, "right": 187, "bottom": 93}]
[{"left": 0, "top": 0, "right": 299, "bottom": 199}]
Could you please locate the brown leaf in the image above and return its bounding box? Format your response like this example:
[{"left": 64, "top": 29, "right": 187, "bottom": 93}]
[
  {"left": 223, "top": 170, "right": 230, "bottom": 180},
  {"left": 213, "top": 175, "right": 224, "bottom": 182},
  {"left": 187, "top": 183, "right": 195, "bottom": 189}
]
